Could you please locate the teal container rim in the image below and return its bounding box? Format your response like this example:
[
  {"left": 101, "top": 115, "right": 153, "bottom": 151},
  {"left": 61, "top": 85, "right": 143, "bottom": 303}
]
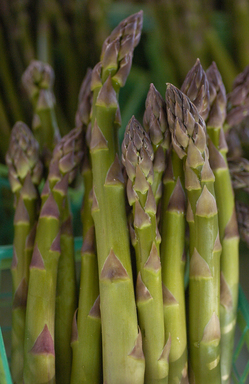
[{"left": 0, "top": 328, "right": 12, "bottom": 384}]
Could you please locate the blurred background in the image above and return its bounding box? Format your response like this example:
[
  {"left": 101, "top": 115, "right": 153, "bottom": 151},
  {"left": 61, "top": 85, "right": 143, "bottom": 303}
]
[
  {"left": 1, "top": 0, "right": 249, "bottom": 159},
  {"left": 0, "top": 0, "right": 249, "bottom": 294}
]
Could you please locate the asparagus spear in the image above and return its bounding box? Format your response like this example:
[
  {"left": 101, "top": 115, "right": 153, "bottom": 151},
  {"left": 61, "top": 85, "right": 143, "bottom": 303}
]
[
  {"left": 122, "top": 116, "right": 170, "bottom": 384},
  {"left": 228, "top": 156, "right": 249, "bottom": 193},
  {"left": 206, "top": 62, "right": 240, "bottom": 384},
  {"left": 55, "top": 194, "right": 77, "bottom": 384},
  {"left": 23, "top": 127, "right": 83, "bottom": 384},
  {"left": 70, "top": 68, "right": 102, "bottom": 384},
  {"left": 75, "top": 67, "right": 93, "bottom": 238},
  {"left": 70, "top": 227, "right": 101, "bottom": 384},
  {"left": 160, "top": 155, "right": 188, "bottom": 383},
  {"left": 235, "top": 200, "right": 249, "bottom": 247},
  {"left": 225, "top": 64, "right": 249, "bottom": 129},
  {"left": 180, "top": 58, "right": 211, "bottom": 258},
  {"left": 143, "top": 83, "right": 170, "bottom": 206},
  {"left": 90, "top": 12, "right": 145, "bottom": 384},
  {"left": 22, "top": 60, "right": 61, "bottom": 168},
  {"left": 166, "top": 84, "right": 221, "bottom": 384},
  {"left": 6, "top": 122, "right": 43, "bottom": 384},
  {"left": 181, "top": 58, "right": 210, "bottom": 121}
]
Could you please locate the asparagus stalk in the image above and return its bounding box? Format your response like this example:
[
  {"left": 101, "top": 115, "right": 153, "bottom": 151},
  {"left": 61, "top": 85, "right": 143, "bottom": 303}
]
[
  {"left": 90, "top": 12, "right": 145, "bottom": 384},
  {"left": 122, "top": 116, "right": 170, "bottom": 384},
  {"left": 206, "top": 62, "right": 240, "bottom": 384},
  {"left": 23, "top": 127, "right": 83, "bottom": 384},
  {"left": 70, "top": 227, "right": 101, "bottom": 384},
  {"left": 22, "top": 60, "right": 61, "bottom": 168},
  {"left": 55, "top": 195, "right": 77, "bottom": 384},
  {"left": 143, "top": 83, "right": 170, "bottom": 206},
  {"left": 6, "top": 122, "right": 43, "bottom": 384},
  {"left": 166, "top": 84, "right": 221, "bottom": 384},
  {"left": 70, "top": 68, "right": 102, "bottom": 384},
  {"left": 160, "top": 151, "right": 188, "bottom": 383}
]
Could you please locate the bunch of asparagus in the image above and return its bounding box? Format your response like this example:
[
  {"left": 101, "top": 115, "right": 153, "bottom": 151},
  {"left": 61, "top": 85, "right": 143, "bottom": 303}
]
[{"left": 6, "top": 10, "right": 246, "bottom": 384}]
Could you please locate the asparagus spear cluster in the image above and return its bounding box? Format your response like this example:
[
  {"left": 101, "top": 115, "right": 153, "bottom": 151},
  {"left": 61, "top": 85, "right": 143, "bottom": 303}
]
[
  {"left": 6, "top": 10, "right": 247, "bottom": 384},
  {"left": 6, "top": 122, "right": 43, "bottom": 384}
]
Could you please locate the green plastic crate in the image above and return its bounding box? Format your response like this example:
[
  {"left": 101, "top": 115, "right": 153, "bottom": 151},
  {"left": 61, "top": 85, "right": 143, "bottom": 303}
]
[{"left": 0, "top": 242, "right": 249, "bottom": 384}]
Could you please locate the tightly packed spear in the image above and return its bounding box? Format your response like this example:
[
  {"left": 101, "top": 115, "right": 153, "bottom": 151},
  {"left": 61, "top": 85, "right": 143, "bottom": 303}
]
[{"left": 5, "top": 10, "right": 244, "bottom": 384}]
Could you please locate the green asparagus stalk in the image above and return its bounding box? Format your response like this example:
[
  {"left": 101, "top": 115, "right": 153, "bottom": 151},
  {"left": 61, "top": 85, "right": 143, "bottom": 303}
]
[
  {"left": 70, "top": 227, "right": 101, "bottom": 384},
  {"left": 6, "top": 122, "right": 43, "bottom": 384},
  {"left": 22, "top": 60, "right": 61, "bottom": 168},
  {"left": 55, "top": 195, "right": 77, "bottom": 384},
  {"left": 166, "top": 83, "right": 221, "bottom": 384},
  {"left": 143, "top": 83, "right": 170, "bottom": 205},
  {"left": 23, "top": 127, "right": 83, "bottom": 384},
  {"left": 225, "top": 64, "right": 249, "bottom": 130},
  {"left": 160, "top": 149, "right": 188, "bottom": 383},
  {"left": 70, "top": 68, "right": 102, "bottom": 384},
  {"left": 90, "top": 12, "right": 145, "bottom": 384},
  {"left": 122, "top": 116, "right": 170, "bottom": 384},
  {"left": 206, "top": 62, "right": 240, "bottom": 384}
]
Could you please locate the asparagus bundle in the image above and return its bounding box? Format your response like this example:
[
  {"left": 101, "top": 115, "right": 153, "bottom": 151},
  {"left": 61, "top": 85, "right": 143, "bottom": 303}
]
[
  {"left": 89, "top": 11, "right": 145, "bottom": 384},
  {"left": 23, "top": 126, "right": 83, "bottom": 384},
  {"left": 6, "top": 122, "right": 43, "bottom": 384},
  {"left": 122, "top": 116, "right": 169, "bottom": 384},
  {"left": 166, "top": 84, "right": 221, "bottom": 384},
  {"left": 70, "top": 68, "right": 102, "bottom": 384},
  {"left": 206, "top": 62, "right": 240, "bottom": 384},
  {"left": 22, "top": 60, "right": 61, "bottom": 168},
  {"left": 5, "top": 8, "right": 246, "bottom": 383}
]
